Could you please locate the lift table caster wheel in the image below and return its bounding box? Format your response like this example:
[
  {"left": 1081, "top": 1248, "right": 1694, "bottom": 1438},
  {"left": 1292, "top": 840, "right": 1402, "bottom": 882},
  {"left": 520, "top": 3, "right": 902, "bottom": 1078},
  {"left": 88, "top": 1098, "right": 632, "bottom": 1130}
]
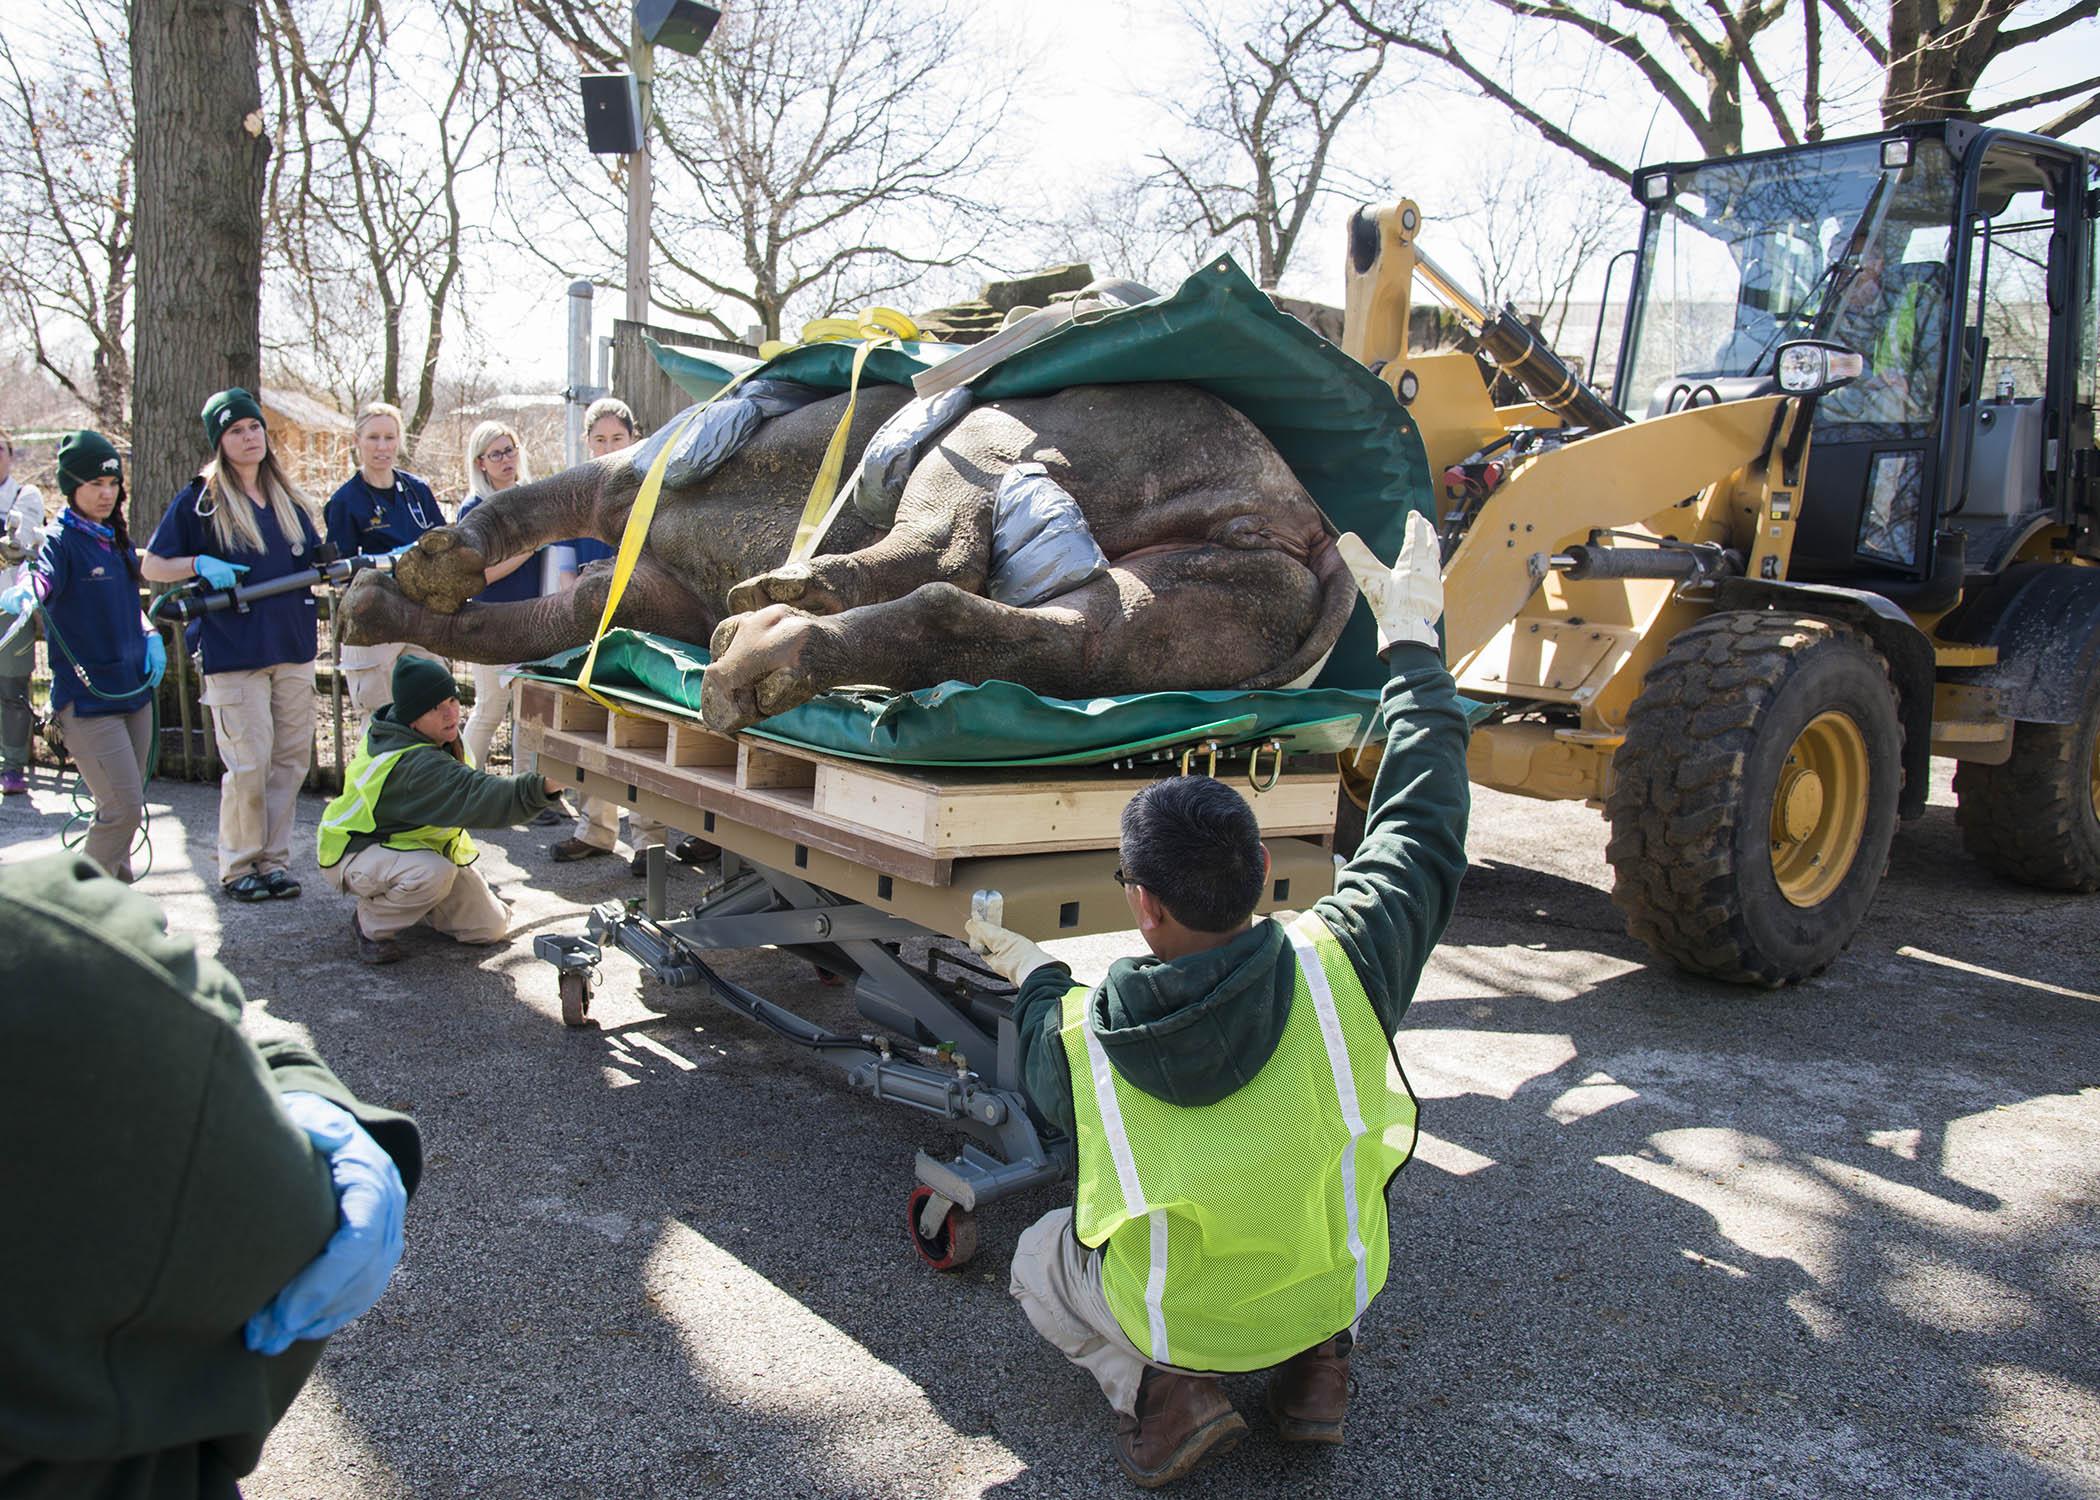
[
  {"left": 907, "top": 1184, "right": 978, "bottom": 1271},
  {"left": 558, "top": 969, "right": 594, "bottom": 1028}
]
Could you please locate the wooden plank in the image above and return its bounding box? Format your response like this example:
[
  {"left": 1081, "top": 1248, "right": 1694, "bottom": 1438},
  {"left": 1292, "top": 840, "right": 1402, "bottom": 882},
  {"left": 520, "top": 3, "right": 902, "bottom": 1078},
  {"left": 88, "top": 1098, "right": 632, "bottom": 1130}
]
[
  {"left": 517, "top": 681, "right": 560, "bottom": 728},
  {"left": 738, "top": 741, "right": 817, "bottom": 790},
  {"left": 813, "top": 762, "right": 1338, "bottom": 856},
  {"left": 666, "top": 720, "right": 738, "bottom": 767},
  {"left": 552, "top": 694, "right": 609, "bottom": 734},
  {"left": 607, "top": 712, "right": 670, "bottom": 751}
]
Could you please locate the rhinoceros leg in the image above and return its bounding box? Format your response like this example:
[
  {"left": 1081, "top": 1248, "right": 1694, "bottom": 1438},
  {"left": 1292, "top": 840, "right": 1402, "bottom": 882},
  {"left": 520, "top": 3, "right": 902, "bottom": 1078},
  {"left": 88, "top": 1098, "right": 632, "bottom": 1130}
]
[
  {"left": 342, "top": 554, "right": 711, "bottom": 665},
  {"left": 702, "top": 541, "right": 1353, "bottom": 733}
]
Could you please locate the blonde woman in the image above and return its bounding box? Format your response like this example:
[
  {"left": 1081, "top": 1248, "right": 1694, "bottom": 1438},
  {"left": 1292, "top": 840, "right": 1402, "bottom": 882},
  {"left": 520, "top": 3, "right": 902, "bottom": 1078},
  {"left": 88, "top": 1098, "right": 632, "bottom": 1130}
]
[
  {"left": 142, "top": 389, "right": 326, "bottom": 902},
  {"left": 457, "top": 420, "right": 538, "bottom": 768},
  {"left": 323, "top": 402, "right": 445, "bottom": 714}
]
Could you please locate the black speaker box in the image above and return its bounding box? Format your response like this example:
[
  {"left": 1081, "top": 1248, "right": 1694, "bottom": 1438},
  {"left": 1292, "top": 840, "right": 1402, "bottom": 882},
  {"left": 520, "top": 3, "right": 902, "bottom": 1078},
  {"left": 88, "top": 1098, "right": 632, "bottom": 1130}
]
[{"left": 579, "top": 72, "right": 642, "bottom": 155}]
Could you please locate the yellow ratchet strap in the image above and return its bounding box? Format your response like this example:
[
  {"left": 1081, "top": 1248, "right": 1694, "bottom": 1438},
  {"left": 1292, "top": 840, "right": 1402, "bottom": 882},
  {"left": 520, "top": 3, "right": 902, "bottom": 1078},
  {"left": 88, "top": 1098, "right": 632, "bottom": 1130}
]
[{"left": 575, "top": 366, "right": 762, "bottom": 712}]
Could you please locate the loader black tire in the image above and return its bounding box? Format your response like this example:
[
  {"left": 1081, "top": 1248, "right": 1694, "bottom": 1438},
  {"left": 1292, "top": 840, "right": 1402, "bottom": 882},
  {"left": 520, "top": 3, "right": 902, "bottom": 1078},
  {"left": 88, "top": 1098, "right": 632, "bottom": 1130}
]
[
  {"left": 1605, "top": 613, "right": 1904, "bottom": 986},
  {"left": 1952, "top": 665, "right": 2100, "bottom": 892}
]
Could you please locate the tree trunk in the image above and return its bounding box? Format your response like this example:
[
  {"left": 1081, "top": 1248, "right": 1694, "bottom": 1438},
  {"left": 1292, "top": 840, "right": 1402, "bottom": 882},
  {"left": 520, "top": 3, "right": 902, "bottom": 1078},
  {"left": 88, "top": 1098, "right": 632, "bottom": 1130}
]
[{"left": 128, "top": 0, "right": 268, "bottom": 532}]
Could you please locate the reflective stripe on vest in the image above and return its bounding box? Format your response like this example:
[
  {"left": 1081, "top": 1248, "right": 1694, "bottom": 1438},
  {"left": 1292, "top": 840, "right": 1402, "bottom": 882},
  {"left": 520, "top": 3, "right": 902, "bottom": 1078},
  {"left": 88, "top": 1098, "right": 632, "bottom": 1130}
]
[
  {"left": 316, "top": 737, "right": 479, "bottom": 869},
  {"left": 1058, "top": 909, "right": 1417, "bottom": 1372}
]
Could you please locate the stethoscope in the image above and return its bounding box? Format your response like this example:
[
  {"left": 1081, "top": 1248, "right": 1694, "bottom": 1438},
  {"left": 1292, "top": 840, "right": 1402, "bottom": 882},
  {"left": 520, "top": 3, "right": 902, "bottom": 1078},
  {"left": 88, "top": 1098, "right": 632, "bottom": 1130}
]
[{"left": 364, "top": 472, "right": 436, "bottom": 533}]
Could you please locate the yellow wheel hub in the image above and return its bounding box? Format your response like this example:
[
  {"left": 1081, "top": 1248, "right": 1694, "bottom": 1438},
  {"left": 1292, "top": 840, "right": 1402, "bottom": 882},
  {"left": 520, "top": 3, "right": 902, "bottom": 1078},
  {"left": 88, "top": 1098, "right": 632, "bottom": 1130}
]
[{"left": 1769, "top": 711, "right": 1870, "bottom": 908}]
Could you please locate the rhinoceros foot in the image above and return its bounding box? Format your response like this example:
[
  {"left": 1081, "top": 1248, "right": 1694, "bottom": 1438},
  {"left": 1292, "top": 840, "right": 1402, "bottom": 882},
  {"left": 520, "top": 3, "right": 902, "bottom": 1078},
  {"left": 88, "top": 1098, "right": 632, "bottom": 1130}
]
[
  {"left": 394, "top": 526, "right": 488, "bottom": 616},
  {"left": 341, "top": 569, "right": 412, "bottom": 648},
  {"left": 703, "top": 605, "right": 830, "bottom": 733},
  {"left": 726, "top": 560, "right": 847, "bottom": 617}
]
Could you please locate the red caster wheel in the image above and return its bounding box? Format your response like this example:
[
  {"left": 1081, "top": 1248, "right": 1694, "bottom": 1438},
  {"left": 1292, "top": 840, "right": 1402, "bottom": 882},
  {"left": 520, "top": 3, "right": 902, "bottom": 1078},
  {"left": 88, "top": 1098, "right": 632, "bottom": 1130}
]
[
  {"left": 907, "top": 1184, "right": 978, "bottom": 1270},
  {"left": 558, "top": 969, "right": 594, "bottom": 1028}
]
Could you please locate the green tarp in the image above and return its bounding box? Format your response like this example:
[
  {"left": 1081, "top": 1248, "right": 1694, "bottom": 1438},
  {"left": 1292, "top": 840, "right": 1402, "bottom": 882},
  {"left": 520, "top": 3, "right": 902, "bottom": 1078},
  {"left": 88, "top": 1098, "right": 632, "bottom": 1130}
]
[{"left": 599, "top": 256, "right": 1436, "bottom": 766}]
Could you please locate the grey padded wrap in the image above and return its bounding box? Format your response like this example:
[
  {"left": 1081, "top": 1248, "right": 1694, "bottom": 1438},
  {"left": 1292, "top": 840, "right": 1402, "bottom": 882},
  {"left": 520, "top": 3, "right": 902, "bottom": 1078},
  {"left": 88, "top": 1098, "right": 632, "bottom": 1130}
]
[
  {"left": 987, "top": 463, "right": 1109, "bottom": 608},
  {"left": 627, "top": 378, "right": 831, "bottom": 490},
  {"left": 852, "top": 386, "right": 975, "bottom": 528}
]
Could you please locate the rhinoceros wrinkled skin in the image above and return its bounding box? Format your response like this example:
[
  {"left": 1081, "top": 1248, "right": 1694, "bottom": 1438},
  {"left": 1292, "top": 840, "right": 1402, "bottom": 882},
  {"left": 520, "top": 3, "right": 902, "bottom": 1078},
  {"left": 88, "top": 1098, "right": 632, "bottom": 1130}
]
[{"left": 341, "top": 381, "right": 1357, "bottom": 733}]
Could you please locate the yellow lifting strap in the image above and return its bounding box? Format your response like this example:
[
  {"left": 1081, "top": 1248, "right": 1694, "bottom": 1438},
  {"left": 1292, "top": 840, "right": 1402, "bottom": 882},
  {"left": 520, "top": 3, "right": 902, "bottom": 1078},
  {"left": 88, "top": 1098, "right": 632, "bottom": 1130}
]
[{"left": 573, "top": 306, "right": 919, "bottom": 713}]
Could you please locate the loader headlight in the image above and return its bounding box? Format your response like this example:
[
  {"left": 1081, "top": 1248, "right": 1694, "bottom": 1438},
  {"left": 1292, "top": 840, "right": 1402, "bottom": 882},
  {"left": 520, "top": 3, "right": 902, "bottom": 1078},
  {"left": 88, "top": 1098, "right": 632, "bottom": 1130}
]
[{"left": 1775, "top": 340, "right": 1867, "bottom": 394}]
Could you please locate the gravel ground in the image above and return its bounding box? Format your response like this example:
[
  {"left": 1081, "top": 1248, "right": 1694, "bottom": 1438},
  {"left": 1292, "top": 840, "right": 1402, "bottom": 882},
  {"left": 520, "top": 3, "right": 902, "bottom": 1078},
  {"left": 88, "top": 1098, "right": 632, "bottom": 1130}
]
[{"left": 2, "top": 756, "right": 2095, "bottom": 1499}]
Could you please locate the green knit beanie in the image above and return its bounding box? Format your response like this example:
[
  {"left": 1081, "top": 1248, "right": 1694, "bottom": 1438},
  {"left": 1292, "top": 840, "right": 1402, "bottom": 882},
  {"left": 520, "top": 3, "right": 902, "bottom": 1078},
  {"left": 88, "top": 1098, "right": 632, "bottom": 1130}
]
[
  {"left": 55, "top": 430, "right": 123, "bottom": 499},
  {"left": 391, "top": 653, "right": 459, "bottom": 725},
  {"left": 200, "top": 388, "right": 266, "bottom": 453}
]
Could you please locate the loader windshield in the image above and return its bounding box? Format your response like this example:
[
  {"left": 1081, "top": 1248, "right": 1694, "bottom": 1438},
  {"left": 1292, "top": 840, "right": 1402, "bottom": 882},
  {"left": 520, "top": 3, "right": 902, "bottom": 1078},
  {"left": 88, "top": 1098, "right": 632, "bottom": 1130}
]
[{"left": 1617, "top": 137, "right": 1960, "bottom": 428}]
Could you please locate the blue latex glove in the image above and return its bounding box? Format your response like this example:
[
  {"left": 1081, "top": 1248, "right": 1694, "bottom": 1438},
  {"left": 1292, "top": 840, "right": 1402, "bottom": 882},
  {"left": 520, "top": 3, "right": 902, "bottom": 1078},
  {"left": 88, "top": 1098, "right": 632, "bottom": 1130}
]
[
  {"left": 142, "top": 632, "right": 166, "bottom": 689},
  {"left": 0, "top": 582, "right": 32, "bottom": 617},
  {"left": 194, "top": 555, "right": 249, "bottom": 590},
  {"left": 243, "top": 1091, "right": 407, "bottom": 1356}
]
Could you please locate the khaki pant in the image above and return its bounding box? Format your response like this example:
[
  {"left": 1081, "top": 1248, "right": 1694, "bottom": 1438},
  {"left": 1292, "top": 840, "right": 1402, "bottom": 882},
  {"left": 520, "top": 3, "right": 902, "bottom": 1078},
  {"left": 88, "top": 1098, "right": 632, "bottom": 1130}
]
[
  {"left": 1011, "top": 1207, "right": 1211, "bottom": 1418},
  {"left": 322, "top": 842, "right": 511, "bottom": 943},
  {"left": 55, "top": 703, "right": 151, "bottom": 882},
  {"left": 201, "top": 662, "right": 315, "bottom": 884},
  {"left": 1011, "top": 1207, "right": 1362, "bottom": 1417},
  {"left": 573, "top": 795, "right": 665, "bottom": 853},
  {"left": 341, "top": 641, "right": 444, "bottom": 716},
  {"left": 464, "top": 661, "right": 515, "bottom": 769}
]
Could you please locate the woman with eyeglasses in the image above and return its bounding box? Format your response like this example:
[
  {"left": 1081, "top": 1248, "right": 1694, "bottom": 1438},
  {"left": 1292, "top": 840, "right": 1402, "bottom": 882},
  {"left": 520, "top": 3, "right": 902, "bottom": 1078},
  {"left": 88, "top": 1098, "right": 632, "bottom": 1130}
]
[
  {"left": 456, "top": 421, "right": 539, "bottom": 769},
  {"left": 143, "top": 389, "right": 328, "bottom": 902},
  {"left": 323, "top": 403, "right": 446, "bottom": 715}
]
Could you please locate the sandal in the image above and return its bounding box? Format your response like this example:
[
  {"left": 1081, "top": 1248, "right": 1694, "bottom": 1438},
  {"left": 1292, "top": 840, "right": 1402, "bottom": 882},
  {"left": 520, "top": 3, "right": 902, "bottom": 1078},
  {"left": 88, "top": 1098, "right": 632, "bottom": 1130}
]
[
  {"left": 263, "top": 869, "right": 303, "bottom": 899},
  {"left": 223, "top": 873, "right": 272, "bottom": 903}
]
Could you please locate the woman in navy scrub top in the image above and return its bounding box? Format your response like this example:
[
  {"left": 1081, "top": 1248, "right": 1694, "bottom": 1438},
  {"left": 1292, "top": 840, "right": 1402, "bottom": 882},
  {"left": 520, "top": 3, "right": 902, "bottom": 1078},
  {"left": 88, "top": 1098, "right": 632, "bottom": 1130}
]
[
  {"left": 457, "top": 419, "right": 538, "bottom": 768},
  {"left": 143, "top": 389, "right": 326, "bottom": 903},
  {"left": 323, "top": 402, "right": 445, "bottom": 713},
  {"left": 1, "top": 431, "right": 163, "bottom": 880}
]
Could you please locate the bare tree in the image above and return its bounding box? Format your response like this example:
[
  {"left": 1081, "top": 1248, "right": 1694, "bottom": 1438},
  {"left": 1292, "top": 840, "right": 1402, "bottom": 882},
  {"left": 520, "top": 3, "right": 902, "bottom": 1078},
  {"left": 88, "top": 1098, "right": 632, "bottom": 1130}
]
[
  {"left": 1039, "top": 174, "right": 1202, "bottom": 293},
  {"left": 259, "top": 0, "right": 497, "bottom": 443},
  {"left": 129, "top": 0, "right": 268, "bottom": 528},
  {"left": 495, "top": 0, "right": 1019, "bottom": 342},
  {"left": 1342, "top": 0, "right": 2100, "bottom": 184},
  {"left": 1153, "top": 0, "right": 1391, "bottom": 289},
  {"left": 1443, "top": 146, "right": 1635, "bottom": 377},
  {"left": 0, "top": 0, "right": 134, "bottom": 433}
]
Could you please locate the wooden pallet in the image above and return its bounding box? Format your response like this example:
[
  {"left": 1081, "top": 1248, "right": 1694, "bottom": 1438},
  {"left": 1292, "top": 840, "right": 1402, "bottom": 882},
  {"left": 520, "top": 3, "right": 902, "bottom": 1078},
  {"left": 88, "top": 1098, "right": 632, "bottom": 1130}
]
[{"left": 514, "top": 680, "right": 1339, "bottom": 875}]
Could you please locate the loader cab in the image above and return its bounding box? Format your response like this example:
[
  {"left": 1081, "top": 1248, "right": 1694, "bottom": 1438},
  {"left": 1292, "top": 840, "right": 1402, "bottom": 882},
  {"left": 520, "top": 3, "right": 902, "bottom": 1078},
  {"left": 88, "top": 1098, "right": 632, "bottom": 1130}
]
[{"left": 1612, "top": 124, "right": 2099, "bottom": 606}]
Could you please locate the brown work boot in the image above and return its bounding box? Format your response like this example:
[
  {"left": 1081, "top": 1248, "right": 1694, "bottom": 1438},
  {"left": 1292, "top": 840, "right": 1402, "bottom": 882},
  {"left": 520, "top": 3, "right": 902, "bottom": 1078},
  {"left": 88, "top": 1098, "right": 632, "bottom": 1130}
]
[
  {"left": 1265, "top": 1334, "right": 1352, "bottom": 1444},
  {"left": 1114, "top": 1369, "right": 1246, "bottom": 1487},
  {"left": 352, "top": 914, "right": 405, "bottom": 966}
]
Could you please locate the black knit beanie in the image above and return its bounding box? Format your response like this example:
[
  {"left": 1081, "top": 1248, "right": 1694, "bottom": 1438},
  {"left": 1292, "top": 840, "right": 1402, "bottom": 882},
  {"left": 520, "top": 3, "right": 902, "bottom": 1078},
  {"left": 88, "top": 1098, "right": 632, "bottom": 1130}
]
[{"left": 391, "top": 654, "right": 459, "bottom": 724}]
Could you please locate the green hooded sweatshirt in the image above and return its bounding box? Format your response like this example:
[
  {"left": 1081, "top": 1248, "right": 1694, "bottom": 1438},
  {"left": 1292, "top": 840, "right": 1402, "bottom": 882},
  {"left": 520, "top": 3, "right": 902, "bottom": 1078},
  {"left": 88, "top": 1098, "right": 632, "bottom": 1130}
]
[
  {"left": 1011, "top": 641, "right": 1470, "bottom": 1135},
  {"left": 333, "top": 705, "right": 555, "bottom": 863},
  {"left": 0, "top": 854, "right": 424, "bottom": 1499}
]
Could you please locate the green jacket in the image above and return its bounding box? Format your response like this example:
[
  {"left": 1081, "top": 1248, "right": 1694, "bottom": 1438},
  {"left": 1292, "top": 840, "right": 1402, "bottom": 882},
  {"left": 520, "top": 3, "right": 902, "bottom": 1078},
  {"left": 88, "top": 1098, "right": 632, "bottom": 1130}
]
[
  {"left": 0, "top": 854, "right": 424, "bottom": 1499},
  {"left": 334, "top": 707, "right": 554, "bottom": 862},
  {"left": 1012, "top": 642, "right": 1470, "bottom": 1136}
]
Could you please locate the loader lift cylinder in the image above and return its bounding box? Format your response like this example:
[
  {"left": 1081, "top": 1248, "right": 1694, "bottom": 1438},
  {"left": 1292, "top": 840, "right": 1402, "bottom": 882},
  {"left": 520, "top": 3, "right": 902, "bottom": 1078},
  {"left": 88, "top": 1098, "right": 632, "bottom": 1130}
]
[{"left": 1413, "top": 247, "right": 1628, "bottom": 433}]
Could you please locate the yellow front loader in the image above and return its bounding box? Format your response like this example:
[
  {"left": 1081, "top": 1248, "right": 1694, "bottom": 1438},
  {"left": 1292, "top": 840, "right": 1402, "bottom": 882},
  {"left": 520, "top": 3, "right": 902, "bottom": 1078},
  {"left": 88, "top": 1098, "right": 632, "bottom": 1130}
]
[{"left": 1340, "top": 122, "right": 2100, "bottom": 985}]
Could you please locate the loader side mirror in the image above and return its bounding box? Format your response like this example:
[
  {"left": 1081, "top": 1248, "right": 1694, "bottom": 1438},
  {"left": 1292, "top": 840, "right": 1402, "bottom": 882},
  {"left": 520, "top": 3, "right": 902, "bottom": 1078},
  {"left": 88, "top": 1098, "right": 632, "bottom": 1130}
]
[{"left": 1775, "top": 340, "right": 1866, "bottom": 395}]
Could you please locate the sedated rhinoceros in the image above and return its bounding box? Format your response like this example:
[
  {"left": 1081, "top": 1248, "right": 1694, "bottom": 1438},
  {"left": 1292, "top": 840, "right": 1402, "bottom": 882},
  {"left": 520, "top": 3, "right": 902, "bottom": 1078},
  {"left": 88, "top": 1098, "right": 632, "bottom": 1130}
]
[{"left": 341, "top": 381, "right": 1357, "bottom": 734}]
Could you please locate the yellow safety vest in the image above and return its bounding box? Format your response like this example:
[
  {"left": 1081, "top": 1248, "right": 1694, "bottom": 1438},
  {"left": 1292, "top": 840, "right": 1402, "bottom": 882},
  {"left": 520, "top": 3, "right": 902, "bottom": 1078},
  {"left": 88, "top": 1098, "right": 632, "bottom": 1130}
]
[
  {"left": 316, "top": 736, "right": 480, "bottom": 869},
  {"left": 1059, "top": 909, "right": 1418, "bottom": 1372}
]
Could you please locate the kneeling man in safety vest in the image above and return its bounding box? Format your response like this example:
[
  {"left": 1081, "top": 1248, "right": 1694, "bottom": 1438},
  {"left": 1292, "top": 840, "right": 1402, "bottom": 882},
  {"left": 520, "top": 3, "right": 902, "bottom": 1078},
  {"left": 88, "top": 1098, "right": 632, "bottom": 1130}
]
[
  {"left": 317, "top": 654, "right": 559, "bottom": 963},
  {"left": 967, "top": 513, "right": 1466, "bottom": 1486}
]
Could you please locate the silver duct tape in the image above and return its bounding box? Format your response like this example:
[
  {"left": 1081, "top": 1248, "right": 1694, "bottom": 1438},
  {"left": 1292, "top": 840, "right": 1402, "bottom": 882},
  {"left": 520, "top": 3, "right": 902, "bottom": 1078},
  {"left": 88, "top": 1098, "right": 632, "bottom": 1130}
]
[{"left": 987, "top": 463, "right": 1109, "bottom": 608}]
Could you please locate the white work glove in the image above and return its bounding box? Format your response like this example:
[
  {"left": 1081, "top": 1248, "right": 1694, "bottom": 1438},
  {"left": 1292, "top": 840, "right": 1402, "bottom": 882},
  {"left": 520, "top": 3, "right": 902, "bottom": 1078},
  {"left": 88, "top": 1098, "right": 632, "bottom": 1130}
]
[
  {"left": 1336, "top": 510, "right": 1444, "bottom": 654},
  {"left": 965, "top": 917, "right": 1060, "bottom": 987}
]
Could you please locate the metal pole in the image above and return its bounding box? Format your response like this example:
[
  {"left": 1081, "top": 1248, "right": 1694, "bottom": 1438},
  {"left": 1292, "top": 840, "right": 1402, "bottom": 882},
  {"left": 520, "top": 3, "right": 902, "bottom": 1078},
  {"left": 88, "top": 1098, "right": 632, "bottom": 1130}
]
[
  {"left": 565, "top": 278, "right": 593, "bottom": 469},
  {"left": 625, "top": 18, "right": 653, "bottom": 326}
]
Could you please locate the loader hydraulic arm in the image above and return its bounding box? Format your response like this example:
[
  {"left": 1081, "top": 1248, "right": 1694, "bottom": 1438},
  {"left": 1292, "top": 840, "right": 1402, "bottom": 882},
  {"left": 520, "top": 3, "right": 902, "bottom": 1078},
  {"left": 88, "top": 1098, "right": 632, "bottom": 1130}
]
[{"left": 1343, "top": 201, "right": 1628, "bottom": 433}]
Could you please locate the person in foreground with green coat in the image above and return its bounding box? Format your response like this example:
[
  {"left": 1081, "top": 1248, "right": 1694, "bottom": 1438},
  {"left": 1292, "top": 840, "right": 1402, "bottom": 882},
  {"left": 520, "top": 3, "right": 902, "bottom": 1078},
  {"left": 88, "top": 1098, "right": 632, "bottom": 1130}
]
[
  {"left": 316, "top": 653, "right": 559, "bottom": 964},
  {"left": 966, "top": 512, "right": 1468, "bottom": 1487},
  {"left": 0, "top": 852, "right": 422, "bottom": 1498}
]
